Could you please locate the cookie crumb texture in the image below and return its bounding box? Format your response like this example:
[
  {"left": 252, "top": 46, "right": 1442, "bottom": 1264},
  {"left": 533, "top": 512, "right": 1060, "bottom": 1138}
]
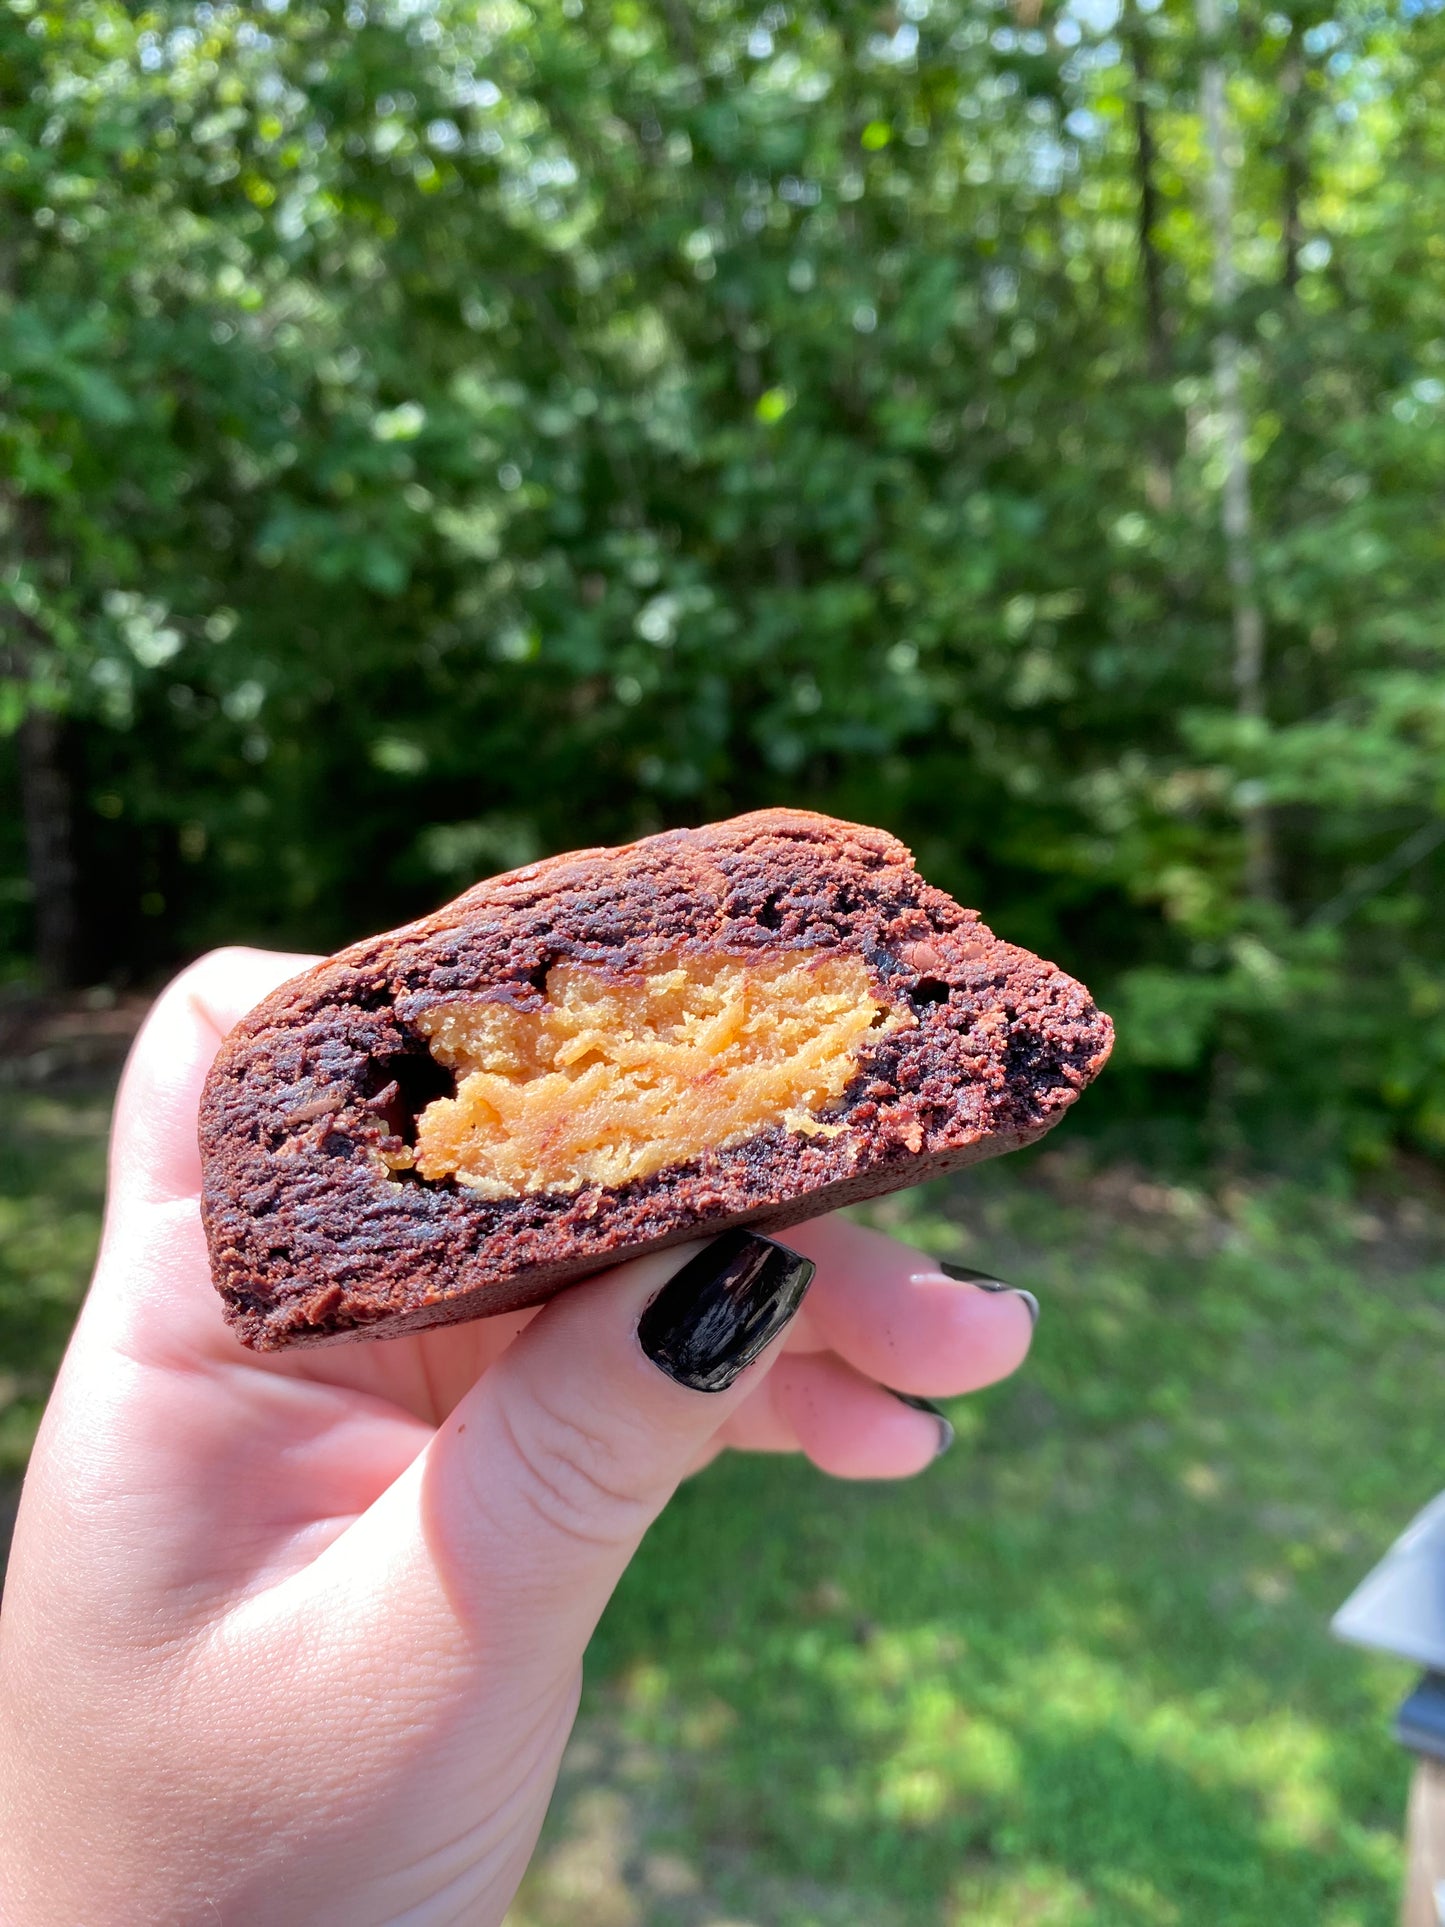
[{"left": 200, "top": 810, "right": 1113, "bottom": 1348}]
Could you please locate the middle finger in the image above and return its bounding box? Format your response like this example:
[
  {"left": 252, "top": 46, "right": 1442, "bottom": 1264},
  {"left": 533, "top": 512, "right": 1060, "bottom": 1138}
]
[{"left": 782, "top": 1213, "right": 1035, "bottom": 1399}]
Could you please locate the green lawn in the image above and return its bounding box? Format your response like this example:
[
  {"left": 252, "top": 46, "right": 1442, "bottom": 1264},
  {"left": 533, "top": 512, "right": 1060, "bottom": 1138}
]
[{"left": 3, "top": 1084, "right": 1441, "bottom": 1925}]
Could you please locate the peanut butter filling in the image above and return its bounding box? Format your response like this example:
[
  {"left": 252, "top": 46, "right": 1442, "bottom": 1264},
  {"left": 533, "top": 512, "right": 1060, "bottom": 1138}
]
[{"left": 402, "top": 950, "right": 901, "bottom": 1198}]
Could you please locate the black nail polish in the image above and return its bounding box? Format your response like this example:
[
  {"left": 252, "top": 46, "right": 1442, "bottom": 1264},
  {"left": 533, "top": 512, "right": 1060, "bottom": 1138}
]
[
  {"left": 639, "top": 1231, "right": 815, "bottom": 1393},
  {"left": 884, "top": 1388, "right": 955, "bottom": 1457},
  {"left": 938, "top": 1261, "right": 1039, "bottom": 1326}
]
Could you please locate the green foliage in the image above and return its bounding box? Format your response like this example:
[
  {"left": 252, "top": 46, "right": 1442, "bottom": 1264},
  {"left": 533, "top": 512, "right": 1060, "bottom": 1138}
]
[{"left": 2, "top": 0, "right": 1444, "bottom": 1163}]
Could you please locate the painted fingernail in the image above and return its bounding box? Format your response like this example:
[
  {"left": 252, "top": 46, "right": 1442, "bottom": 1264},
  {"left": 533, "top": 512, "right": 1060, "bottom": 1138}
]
[
  {"left": 938, "top": 1260, "right": 1039, "bottom": 1326},
  {"left": 639, "top": 1231, "right": 815, "bottom": 1393},
  {"left": 883, "top": 1388, "right": 955, "bottom": 1458}
]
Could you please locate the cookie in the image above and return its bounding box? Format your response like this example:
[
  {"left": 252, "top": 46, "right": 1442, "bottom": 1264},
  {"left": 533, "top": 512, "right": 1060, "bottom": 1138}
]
[{"left": 199, "top": 810, "right": 1112, "bottom": 1348}]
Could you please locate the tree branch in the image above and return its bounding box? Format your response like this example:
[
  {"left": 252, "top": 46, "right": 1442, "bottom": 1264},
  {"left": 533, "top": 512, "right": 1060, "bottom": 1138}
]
[{"left": 1308, "top": 820, "right": 1445, "bottom": 931}]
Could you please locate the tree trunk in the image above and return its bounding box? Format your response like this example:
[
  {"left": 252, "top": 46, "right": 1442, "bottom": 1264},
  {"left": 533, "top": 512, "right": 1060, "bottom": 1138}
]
[
  {"left": 1197, "top": 0, "right": 1274, "bottom": 904},
  {"left": 1279, "top": 18, "right": 1306, "bottom": 293},
  {"left": 1126, "top": 0, "right": 1175, "bottom": 511},
  {"left": 1126, "top": 0, "right": 1170, "bottom": 378},
  {"left": 17, "top": 706, "right": 81, "bottom": 990}
]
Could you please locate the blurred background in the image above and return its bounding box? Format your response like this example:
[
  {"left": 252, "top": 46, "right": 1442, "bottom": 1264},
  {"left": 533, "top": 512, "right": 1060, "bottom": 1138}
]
[{"left": 2, "top": 1, "right": 1443, "bottom": 1920}]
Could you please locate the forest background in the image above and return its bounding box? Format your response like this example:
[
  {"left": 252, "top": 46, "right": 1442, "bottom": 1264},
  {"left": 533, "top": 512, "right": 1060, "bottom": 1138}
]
[
  {"left": 4, "top": 0, "right": 1445, "bottom": 1171},
  {"left": 3, "top": 5, "right": 1445, "bottom": 1923}
]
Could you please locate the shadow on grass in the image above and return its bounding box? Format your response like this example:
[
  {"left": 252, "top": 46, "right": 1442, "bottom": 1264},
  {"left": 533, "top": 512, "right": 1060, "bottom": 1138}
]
[
  {"left": 515, "top": 1163, "right": 1443, "bottom": 1926},
  {"left": 516, "top": 1441, "right": 1409, "bottom": 1926},
  {"left": 519, "top": 1677, "right": 1398, "bottom": 1926}
]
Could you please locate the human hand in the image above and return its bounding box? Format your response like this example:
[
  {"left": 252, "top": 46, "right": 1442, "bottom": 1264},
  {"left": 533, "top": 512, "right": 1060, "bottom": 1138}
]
[{"left": 0, "top": 947, "right": 1035, "bottom": 1926}]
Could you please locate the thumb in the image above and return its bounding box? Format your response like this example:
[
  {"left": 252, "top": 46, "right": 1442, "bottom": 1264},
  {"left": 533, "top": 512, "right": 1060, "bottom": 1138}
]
[{"left": 352, "top": 1231, "right": 813, "bottom": 1692}]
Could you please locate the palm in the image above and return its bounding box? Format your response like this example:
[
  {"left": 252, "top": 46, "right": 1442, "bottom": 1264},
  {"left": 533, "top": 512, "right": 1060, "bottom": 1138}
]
[
  {"left": 102, "top": 1167, "right": 720, "bottom": 1608},
  {"left": 119, "top": 1200, "right": 785, "bottom": 1600}
]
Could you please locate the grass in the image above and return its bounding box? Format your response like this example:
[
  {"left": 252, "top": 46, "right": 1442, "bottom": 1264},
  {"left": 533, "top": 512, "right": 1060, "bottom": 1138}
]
[
  {"left": 512, "top": 1168, "right": 1445, "bottom": 1926},
  {"left": 2, "top": 1081, "right": 1441, "bottom": 1925},
  {"left": 0, "top": 1085, "right": 112, "bottom": 1475}
]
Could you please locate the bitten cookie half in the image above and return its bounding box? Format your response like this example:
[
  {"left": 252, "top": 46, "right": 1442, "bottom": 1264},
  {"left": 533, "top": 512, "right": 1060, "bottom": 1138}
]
[{"left": 199, "top": 810, "right": 1113, "bottom": 1349}]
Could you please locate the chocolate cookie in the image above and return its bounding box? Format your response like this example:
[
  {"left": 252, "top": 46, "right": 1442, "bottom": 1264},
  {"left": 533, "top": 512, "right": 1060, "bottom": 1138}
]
[{"left": 199, "top": 810, "right": 1113, "bottom": 1349}]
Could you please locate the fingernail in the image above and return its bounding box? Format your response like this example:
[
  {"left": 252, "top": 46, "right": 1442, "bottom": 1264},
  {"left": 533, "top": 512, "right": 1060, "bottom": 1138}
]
[
  {"left": 938, "top": 1260, "right": 1039, "bottom": 1326},
  {"left": 883, "top": 1388, "right": 955, "bottom": 1458},
  {"left": 639, "top": 1231, "right": 815, "bottom": 1393}
]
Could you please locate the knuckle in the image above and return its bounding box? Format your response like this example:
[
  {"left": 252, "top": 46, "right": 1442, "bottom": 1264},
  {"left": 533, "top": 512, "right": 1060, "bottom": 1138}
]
[{"left": 493, "top": 1382, "right": 660, "bottom": 1553}]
